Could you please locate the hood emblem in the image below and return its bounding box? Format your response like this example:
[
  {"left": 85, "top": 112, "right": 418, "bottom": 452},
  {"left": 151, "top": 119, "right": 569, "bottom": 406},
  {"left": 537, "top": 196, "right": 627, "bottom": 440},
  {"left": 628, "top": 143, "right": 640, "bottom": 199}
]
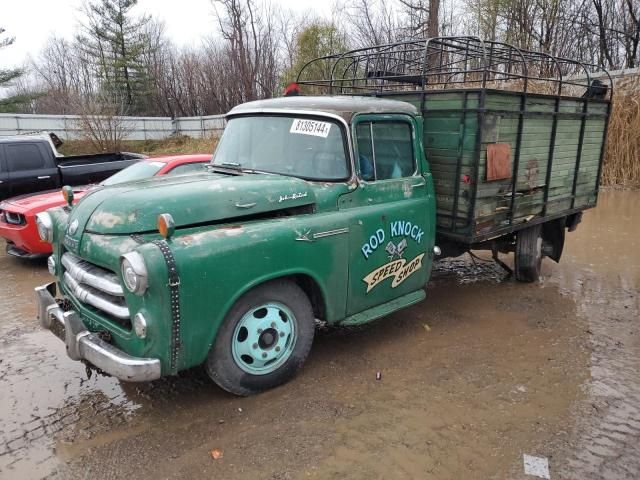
[
  {"left": 68, "top": 219, "right": 79, "bottom": 235},
  {"left": 278, "top": 191, "right": 308, "bottom": 203}
]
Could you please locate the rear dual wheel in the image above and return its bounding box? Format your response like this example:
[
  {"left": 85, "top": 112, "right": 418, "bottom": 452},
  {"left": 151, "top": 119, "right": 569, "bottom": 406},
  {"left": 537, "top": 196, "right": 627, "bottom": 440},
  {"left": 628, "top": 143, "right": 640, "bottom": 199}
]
[{"left": 205, "top": 280, "right": 315, "bottom": 396}]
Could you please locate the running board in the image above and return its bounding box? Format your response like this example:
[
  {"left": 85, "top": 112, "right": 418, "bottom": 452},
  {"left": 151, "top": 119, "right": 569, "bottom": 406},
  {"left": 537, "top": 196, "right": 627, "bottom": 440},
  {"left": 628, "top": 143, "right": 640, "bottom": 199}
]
[{"left": 339, "top": 289, "right": 426, "bottom": 326}]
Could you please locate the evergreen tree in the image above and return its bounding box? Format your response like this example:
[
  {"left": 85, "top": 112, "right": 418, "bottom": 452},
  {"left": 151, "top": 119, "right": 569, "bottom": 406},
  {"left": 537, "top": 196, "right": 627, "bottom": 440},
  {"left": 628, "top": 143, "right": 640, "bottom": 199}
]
[
  {"left": 78, "top": 0, "right": 153, "bottom": 113},
  {"left": 0, "top": 28, "right": 33, "bottom": 112}
]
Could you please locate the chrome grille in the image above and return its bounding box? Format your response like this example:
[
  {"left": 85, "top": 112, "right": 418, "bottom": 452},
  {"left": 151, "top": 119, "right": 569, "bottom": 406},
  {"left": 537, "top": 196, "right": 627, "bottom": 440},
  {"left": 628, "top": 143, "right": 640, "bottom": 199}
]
[{"left": 61, "top": 252, "right": 130, "bottom": 321}]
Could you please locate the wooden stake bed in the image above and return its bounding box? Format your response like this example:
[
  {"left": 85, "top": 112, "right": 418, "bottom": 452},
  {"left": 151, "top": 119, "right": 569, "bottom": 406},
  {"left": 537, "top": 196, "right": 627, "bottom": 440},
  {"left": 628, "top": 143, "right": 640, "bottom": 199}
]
[{"left": 296, "top": 36, "right": 612, "bottom": 245}]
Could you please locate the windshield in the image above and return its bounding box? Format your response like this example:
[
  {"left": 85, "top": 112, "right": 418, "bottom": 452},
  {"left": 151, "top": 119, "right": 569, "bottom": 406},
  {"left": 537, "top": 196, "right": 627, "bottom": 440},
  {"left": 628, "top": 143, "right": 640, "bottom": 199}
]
[
  {"left": 101, "top": 161, "right": 165, "bottom": 186},
  {"left": 212, "top": 115, "right": 350, "bottom": 181}
]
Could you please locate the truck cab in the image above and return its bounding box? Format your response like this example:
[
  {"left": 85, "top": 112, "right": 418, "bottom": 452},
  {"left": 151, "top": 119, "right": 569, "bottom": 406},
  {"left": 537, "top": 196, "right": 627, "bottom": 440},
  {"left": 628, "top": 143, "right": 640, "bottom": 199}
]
[
  {"left": 225, "top": 97, "right": 437, "bottom": 316},
  {"left": 35, "top": 96, "right": 437, "bottom": 396},
  {"left": 0, "top": 135, "right": 144, "bottom": 202},
  {"left": 0, "top": 137, "right": 61, "bottom": 199}
]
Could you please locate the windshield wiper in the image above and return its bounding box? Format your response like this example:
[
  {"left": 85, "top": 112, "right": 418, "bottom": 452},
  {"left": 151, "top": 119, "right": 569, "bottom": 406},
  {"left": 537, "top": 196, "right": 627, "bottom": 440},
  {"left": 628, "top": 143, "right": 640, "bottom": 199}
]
[
  {"left": 207, "top": 163, "right": 243, "bottom": 175},
  {"left": 221, "top": 162, "right": 264, "bottom": 174},
  {"left": 208, "top": 161, "right": 273, "bottom": 176}
]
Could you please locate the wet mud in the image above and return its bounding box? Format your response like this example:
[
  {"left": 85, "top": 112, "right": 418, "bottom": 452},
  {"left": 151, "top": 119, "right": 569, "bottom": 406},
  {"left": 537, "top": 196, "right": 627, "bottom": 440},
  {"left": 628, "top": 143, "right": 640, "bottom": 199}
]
[{"left": 0, "top": 191, "right": 638, "bottom": 479}]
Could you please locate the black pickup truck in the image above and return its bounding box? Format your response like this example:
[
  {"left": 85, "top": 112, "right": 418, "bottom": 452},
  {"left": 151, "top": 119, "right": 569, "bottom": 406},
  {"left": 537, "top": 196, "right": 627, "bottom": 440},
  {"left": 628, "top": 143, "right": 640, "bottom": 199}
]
[{"left": 0, "top": 136, "right": 144, "bottom": 201}]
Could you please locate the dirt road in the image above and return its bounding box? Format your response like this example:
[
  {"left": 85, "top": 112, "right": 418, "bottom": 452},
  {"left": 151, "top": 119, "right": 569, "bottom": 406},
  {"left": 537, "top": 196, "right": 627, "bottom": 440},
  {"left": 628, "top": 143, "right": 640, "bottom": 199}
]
[{"left": 1, "top": 191, "right": 638, "bottom": 480}]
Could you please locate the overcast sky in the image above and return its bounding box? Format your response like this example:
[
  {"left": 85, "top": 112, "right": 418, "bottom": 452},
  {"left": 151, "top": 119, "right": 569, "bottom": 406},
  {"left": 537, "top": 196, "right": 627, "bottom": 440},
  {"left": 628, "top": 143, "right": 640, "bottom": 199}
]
[{"left": 1, "top": 0, "right": 335, "bottom": 69}]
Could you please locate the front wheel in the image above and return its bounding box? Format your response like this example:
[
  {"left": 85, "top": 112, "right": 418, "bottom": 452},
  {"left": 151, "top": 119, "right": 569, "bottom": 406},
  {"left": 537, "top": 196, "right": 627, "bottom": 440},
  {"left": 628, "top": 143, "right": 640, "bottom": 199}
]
[{"left": 205, "top": 280, "right": 315, "bottom": 396}]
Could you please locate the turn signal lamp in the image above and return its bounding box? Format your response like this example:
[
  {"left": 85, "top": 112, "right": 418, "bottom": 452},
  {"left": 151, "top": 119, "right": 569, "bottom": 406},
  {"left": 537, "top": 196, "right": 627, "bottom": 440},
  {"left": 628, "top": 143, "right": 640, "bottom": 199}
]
[
  {"left": 62, "top": 186, "right": 74, "bottom": 207},
  {"left": 158, "top": 213, "right": 175, "bottom": 239}
]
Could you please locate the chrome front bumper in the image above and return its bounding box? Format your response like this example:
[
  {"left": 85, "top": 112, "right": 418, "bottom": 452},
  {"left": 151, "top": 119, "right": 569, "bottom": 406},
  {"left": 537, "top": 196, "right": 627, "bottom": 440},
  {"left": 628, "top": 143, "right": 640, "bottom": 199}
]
[{"left": 35, "top": 282, "right": 161, "bottom": 382}]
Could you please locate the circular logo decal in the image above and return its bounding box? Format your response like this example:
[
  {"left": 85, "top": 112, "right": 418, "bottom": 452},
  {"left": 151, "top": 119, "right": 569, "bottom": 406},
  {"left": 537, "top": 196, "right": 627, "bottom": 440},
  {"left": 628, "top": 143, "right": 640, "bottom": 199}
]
[{"left": 68, "top": 219, "right": 79, "bottom": 235}]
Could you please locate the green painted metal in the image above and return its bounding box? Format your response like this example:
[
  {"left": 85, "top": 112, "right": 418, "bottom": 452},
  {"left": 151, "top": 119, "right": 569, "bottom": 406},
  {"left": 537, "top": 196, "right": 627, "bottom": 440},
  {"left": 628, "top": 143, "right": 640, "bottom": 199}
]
[
  {"left": 344, "top": 113, "right": 435, "bottom": 315},
  {"left": 392, "top": 89, "right": 609, "bottom": 241},
  {"left": 79, "top": 173, "right": 317, "bottom": 235},
  {"left": 231, "top": 302, "right": 297, "bottom": 375},
  {"left": 339, "top": 288, "right": 427, "bottom": 326}
]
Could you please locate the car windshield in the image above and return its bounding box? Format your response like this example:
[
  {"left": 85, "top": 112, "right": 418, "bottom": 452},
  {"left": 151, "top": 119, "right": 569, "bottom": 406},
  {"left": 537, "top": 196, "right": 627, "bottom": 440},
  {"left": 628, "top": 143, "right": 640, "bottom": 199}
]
[
  {"left": 212, "top": 115, "right": 350, "bottom": 181},
  {"left": 101, "top": 161, "right": 165, "bottom": 186}
]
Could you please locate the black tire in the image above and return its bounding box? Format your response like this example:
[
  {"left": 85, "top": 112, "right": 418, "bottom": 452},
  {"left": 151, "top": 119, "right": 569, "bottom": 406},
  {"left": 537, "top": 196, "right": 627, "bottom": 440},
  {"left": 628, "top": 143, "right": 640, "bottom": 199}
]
[
  {"left": 515, "top": 225, "right": 543, "bottom": 282},
  {"left": 205, "top": 280, "right": 315, "bottom": 396}
]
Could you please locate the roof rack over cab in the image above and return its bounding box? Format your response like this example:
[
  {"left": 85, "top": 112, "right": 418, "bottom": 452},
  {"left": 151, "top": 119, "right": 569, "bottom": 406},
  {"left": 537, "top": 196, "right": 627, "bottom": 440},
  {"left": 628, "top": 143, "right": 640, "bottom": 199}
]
[{"left": 295, "top": 36, "right": 612, "bottom": 99}]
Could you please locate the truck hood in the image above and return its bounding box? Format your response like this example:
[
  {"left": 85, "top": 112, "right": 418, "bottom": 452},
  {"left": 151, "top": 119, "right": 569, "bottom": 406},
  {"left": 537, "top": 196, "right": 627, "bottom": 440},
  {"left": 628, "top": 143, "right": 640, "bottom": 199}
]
[{"left": 66, "top": 172, "right": 316, "bottom": 237}]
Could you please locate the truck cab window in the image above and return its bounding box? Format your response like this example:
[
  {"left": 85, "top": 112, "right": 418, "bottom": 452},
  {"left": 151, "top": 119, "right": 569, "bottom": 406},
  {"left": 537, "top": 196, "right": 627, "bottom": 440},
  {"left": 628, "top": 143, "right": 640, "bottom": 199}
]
[
  {"left": 6, "top": 144, "right": 46, "bottom": 171},
  {"left": 355, "top": 123, "right": 375, "bottom": 181},
  {"left": 356, "top": 121, "right": 415, "bottom": 181}
]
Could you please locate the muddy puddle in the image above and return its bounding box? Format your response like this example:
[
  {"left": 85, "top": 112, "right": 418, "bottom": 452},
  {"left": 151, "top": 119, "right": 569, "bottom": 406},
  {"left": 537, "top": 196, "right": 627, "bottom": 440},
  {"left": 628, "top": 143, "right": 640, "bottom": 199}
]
[{"left": 0, "top": 190, "right": 638, "bottom": 480}]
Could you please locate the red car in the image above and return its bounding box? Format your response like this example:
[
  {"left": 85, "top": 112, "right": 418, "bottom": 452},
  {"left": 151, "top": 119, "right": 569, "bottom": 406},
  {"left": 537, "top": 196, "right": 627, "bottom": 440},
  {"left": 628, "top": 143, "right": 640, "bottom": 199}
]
[{"left": 0, "top": 154, "right": 211, "bottom": 258}]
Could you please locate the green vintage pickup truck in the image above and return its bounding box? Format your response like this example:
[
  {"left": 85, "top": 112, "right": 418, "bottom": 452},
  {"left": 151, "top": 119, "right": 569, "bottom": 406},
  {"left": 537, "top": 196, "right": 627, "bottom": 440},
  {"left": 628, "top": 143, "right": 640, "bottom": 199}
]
[{"left": 35, "top": 37, "right": 611, "bottom": 395}]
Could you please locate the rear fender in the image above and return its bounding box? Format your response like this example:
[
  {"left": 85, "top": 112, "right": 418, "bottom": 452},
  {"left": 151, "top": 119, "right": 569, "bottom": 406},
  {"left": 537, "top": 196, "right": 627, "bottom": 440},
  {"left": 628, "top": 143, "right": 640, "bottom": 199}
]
[{"left": 542, "top": 217, "right": 566, "bottom": 263}]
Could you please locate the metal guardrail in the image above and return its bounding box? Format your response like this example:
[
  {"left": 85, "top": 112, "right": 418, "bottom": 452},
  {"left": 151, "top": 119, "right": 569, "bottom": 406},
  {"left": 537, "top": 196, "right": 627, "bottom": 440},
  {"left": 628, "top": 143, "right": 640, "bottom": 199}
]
[{"left": 0, "top": 113, "right": 226, "bottom": 140}]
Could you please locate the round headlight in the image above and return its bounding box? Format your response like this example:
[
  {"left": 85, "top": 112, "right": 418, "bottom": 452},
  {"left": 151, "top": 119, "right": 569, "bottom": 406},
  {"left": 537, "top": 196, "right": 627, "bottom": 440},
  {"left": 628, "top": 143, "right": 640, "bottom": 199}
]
[
  {"left": 133, "top": 313, "right": 148, "bottom": 339},
  {"left": 35, "top": 212, "right": 53, "bottom": 243},
  {"left": 122, "top": 259, "right": 139, "bottom": 291},
  {"left": 120, "top": 251, "right": 148, "bottom": 295},
  {"left": 47, "top": 255, "right": 56, "bottom": 275}
]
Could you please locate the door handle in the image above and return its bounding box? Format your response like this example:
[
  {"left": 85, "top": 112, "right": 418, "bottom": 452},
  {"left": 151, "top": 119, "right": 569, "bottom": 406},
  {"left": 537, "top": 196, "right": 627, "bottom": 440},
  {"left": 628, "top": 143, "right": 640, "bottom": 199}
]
[
  {"left": 37, "top": 176, "right": 51, "bottom": 180},
  {"left": 235, "top": 202, "right": 256, "bottom": 209},
  {"left": 411, "top": 182, "right": 426, "bottom": 189}
]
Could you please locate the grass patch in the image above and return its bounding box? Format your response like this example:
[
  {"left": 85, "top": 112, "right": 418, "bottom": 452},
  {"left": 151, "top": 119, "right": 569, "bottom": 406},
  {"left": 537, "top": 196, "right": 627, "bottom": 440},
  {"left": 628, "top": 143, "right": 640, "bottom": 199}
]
[
  {"left": 602, "top": 76, "right": 640, "bottom": 188},
  {"left": 58, "top": 135, "right": 218, "bottom": 157}
]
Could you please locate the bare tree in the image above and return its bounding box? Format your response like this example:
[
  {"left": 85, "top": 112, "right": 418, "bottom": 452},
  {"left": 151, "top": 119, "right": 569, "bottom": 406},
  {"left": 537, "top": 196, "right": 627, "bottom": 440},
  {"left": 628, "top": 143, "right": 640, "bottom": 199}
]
[
  {"left": 212, "top": 0, "right": 280, "bottom": 104},
  {"left": 73, "top": 92, "right": 133, "bottom": 151},
  {"left": 345, "top": 0, "right": 402, "bottom": 47},
  {"left": 620, "top": 0, "right": 640, "bottom": 67}
]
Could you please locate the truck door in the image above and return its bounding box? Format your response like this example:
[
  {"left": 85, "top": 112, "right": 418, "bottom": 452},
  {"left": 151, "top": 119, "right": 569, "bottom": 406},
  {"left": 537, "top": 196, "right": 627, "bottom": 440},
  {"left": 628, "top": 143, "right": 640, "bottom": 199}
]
[
  {"left": 6, "top": 142, "right": 59, "bottom": 197},
  {"left": 0, "top": 148, "right": 9, "bottom": 201},
  {"left": 345, "top": 114, "right": 435, "bottom": 316}
]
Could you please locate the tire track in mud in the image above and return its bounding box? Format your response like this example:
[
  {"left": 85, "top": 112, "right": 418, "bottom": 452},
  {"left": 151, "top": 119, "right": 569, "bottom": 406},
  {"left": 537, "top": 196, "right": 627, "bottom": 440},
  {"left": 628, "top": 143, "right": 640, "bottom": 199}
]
[
  {"left": 544, "top": 190, "right": 640, "bottom": 480},
  {"left": 555, "top": 272, "right": 640, "bottom": 480}
]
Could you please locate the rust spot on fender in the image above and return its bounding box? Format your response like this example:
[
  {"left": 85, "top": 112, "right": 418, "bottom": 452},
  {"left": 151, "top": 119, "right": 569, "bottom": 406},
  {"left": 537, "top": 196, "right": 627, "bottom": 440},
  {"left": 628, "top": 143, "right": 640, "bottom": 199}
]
[{"left": 91, "top": 212, "right": 127, "bottom": 228}]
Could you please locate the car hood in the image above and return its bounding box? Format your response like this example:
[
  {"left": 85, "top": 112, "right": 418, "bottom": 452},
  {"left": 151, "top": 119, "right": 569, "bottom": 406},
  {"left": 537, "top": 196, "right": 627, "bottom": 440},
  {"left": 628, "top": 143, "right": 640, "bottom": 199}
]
[
  {"left": 1, "top": 187, "right": 89, "bottom": 214},
  {"left": 66, "top": 172, "right": 316, "bottom": 237}
]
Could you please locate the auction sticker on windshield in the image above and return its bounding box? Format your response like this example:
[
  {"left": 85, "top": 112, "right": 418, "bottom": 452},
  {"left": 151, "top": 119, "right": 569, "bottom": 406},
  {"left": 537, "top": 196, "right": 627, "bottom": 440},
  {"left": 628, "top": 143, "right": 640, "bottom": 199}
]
[{"left": 290, "top": 119, "right": 331, "bottom": 138}]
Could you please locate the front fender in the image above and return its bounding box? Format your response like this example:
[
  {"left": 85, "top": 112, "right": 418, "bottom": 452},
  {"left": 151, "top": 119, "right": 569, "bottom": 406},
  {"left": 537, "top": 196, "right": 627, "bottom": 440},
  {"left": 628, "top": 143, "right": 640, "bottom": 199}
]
[{"left": 168, "top": 215, "right": 349, "bottom": 370}]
